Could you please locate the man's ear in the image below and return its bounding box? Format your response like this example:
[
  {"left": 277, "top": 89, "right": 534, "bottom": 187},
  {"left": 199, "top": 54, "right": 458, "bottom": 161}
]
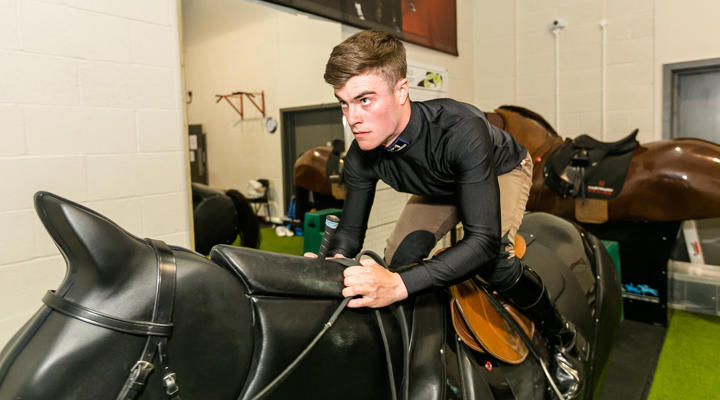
[{"left": 395, "top": 78, "right": 409, "bottom": 104}]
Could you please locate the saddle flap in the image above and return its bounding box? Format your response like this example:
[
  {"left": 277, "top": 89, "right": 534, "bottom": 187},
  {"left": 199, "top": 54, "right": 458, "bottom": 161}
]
[
  {"left": 449, "top": 280, "right": 534, "bottom": 365},
  {"left": 210, "top": 245, "right": 345, "bottom": 298}
]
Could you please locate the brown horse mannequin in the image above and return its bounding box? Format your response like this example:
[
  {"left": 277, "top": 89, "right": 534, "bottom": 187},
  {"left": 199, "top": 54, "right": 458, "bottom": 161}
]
[
  {"left": 293, "top": 146, "right": 345, "bottom": 224},
  {"left": 294, "top": 146, "right": 334, "bottom": 196},
  {"left": 489, "top": 106, "right": 720, "bottom": 222}
]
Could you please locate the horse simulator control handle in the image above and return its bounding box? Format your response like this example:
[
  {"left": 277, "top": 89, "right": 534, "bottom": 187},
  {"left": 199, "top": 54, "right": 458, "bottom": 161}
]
[{"left": 317, "top": 215, "right": 340, "bottom": 259}]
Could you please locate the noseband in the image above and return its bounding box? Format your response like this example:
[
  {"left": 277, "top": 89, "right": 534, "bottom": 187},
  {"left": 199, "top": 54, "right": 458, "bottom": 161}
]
[{"left": 42, "top": 239, "right": 180, "bottom": 400}]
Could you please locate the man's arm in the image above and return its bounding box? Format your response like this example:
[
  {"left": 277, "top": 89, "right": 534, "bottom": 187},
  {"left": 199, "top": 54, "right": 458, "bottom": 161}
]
[{"left": 398, "top": 117, "right": 501, "bottom": 295}]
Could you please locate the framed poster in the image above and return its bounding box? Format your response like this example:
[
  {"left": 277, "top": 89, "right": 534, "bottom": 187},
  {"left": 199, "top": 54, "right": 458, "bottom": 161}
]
[{"left": 261, "top": 0, "right": 457, "bottom": 56}]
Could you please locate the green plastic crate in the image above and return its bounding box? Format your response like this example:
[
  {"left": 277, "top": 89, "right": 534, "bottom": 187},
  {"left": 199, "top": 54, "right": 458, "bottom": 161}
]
[
  {"left": 303, "top": 208, "right": 343, "bottom": 254},
  {"left": 602, "top": 240, "right": 623, "bottom": 320}
]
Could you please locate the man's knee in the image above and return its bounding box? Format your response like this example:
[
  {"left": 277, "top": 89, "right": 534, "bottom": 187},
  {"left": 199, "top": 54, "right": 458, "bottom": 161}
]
[
  {"left": 486, "top": 256, "right": 523, "bottom": 290},
  {"left": 386, "top": 230, "right": 436, "bottom": 268},
  {"left": 484, "top": 232, "right": 523, "bottom": 290}
]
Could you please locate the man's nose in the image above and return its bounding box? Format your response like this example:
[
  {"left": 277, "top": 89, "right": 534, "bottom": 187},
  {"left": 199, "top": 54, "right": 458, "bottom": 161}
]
[{"left": 346, "top": 105, "right": 361, "bottom": 125}]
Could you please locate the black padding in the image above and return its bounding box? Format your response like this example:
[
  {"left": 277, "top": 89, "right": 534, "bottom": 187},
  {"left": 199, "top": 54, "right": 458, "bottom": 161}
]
[
  {"left": 583, "top": 233, "right": 622, "bottom": 394},
  {"left": 388, "top": 230, "right": 437, "bottom": 268},
  {"left": 407, "top": 292, "right": 446, "bottom": 400},
  {"left": 192, "top": 183, "right": 239, "bottom": 254},
  {"left": 211, "top": 245, "right": 348, "bottom": 298},
  {"left": 240, "top": 297, "right": 401, "bottom": 400},
  {"left": 517, "top": 212, "right": 599, "bottom": 386},
  {"left": 225, "top": 189, "right": 260, "bottom": 248}
]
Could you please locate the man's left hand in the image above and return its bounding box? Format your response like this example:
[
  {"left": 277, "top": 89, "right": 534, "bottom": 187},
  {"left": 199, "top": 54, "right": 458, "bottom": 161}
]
[{"left": 342, "top": 258, "right": 408, "bottom": 308}]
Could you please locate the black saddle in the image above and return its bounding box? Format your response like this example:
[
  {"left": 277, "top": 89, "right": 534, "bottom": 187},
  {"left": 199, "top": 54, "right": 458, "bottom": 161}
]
[{"left": 544, "top": 129, "right": 639, "bottom": 200}]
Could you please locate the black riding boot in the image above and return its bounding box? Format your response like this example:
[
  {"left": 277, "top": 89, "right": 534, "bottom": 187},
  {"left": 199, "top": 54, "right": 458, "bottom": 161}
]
[{"left": 498, "top": 265, "right": 586, "bottom": 399}]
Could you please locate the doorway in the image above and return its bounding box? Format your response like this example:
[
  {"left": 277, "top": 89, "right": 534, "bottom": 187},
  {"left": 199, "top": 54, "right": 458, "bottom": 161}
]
[
  {"left": 281, "top": 103, "right": 345, "bottom": 210},
  {"left": 663, "top": 58, "right": 720, "bottom": 141}
]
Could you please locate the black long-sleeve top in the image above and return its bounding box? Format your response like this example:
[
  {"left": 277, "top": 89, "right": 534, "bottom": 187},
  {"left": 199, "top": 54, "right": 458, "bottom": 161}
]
[{"left": 329, "top": 98, "right": 527, "bottom": 295}]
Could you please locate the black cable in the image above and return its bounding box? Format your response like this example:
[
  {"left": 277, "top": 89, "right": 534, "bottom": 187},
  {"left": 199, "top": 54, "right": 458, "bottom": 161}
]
[{"left": 357, "top": 250, "right": 409, "bottom": 400}]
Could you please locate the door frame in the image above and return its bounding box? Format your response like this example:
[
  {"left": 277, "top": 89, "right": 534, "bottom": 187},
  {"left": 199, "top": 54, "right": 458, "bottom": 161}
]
[{"left": 662, "top": 57, "right": 720, "bottom": 139}]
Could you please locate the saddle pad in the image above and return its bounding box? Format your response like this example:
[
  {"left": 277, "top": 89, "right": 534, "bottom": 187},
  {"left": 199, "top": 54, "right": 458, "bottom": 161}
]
[
  {"left": 574, "top": 198, "right": 608, "bottom": 224},
  {"left": 449, "top": 280, "right": 534, "bottom": 364}
]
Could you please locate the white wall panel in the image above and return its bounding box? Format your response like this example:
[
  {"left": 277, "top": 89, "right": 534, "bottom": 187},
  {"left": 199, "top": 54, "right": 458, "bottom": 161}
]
[
  {"left": 19, "top": 1, "right": 130, "bottom": 62},
  {"left": 0, "top": 105, "right": 25, "bottom": 156},
  {"left": 26, "top": 106, "right": 137, "bottom": 155},
  {"left": 0, "top": 0, "right": 18, "bottom": 50},
  {"left": 0, "top": 0, "right": 189, "bottom": 348}
]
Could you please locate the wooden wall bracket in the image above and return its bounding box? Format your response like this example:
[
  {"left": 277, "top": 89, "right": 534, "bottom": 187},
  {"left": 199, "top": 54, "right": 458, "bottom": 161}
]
[{"left": 215, "top": 91, "right": 265, "bottom": 119}]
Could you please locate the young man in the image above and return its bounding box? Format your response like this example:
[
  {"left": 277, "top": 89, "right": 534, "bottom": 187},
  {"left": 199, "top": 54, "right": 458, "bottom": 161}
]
[{"left": 322, "top": 30, "right": 583, "bottom": 398}]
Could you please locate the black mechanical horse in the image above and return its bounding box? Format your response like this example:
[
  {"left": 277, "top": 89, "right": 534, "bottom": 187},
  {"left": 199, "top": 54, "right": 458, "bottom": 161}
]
[{"left": 0, "top": 192, "right": 621, "bottom": 399}]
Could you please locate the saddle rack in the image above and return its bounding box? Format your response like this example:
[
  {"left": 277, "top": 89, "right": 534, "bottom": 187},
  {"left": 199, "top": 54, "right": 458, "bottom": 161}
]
[{"left": 215, "top": 91, "right": 265, "bottom": 119}]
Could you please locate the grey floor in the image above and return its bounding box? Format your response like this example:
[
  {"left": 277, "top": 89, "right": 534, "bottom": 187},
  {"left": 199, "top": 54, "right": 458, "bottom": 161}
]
[{"left": 596, "top": 319, "right": 667, "bottom": 400}]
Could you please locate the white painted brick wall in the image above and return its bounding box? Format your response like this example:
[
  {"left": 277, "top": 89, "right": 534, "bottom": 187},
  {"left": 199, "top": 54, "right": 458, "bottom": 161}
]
[
  {"left": 19, "top": 1, "right": 131, "bottom": 62},
  {"left": 0, "top": 51, "right": 80, "bottom": 105},
  {"left": 0, "top": 0, "right": 19, "bottom": 50},
  {"left": 0, "top": 211, "right": 35, "bottom": 265},
  {"left": 138, "top": 109, "right": 185, "bottom": 152},
  {"left": 0, "top": 257, "right": 66, "bottom": 326},
  {"left": 0, "top": 105, "right": 25, "bottom": 155},
  {"left": 130, "top": 22, "right": 179, "bottom": 67},
  {"left": 475, "top": 0, "right": 657, "bottom": 143},
  {"left": 0, "top": 0, "right": 189, "bottom": 349},
  {"left": 25, "top": 106, "right": 137, "bottom": 154}
]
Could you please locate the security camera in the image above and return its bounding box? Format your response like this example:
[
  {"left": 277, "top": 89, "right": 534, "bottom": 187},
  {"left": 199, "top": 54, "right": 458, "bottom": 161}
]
[{"left": 549, "top": 18, "right": 566, "bottom": 31}]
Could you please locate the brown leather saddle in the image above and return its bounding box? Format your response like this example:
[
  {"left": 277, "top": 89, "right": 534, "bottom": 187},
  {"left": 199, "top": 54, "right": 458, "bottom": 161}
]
[{"left": 449, "top": 234, "right": 535, "bottom": 364}]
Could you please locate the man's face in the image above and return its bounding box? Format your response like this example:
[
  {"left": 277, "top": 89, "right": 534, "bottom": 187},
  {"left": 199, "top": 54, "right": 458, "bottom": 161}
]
[{"left": 334, "top": 72, "right": 408, "bottom": 151}]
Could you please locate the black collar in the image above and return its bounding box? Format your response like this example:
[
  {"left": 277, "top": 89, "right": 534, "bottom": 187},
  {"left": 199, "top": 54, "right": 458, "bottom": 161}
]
[{"left": 384, "top": 101, "right": 422, "bottom": 153}]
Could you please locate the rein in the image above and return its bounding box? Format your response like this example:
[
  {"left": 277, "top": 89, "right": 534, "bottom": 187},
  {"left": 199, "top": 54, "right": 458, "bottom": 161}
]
[
  {"left": 41, "top": 239, "right": 181, "bottom": 400},
  {"left": 250, "top": 250, "right": 409, "bottom": 400}
]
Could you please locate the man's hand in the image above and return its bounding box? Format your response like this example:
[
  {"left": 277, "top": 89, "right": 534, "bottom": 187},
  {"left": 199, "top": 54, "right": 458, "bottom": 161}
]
[
  {"left": 342, "top": 258, "right": 408, "bottom": 308},
  {"left": 303, "top": 252, "right": 345, "bottom": 259}
]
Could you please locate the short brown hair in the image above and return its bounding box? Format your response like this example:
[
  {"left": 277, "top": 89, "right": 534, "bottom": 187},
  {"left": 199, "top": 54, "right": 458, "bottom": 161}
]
[{"left": 324, "top": 30, "right": 407, "bottom": 88}]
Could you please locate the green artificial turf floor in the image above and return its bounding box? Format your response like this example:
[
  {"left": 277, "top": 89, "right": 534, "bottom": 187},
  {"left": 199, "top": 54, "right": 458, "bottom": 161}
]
[
  {"left": 648, "top": 310, "right": 720, "bottom": 399},
  {"left": 258, "top": 226, "right": 304, "bottom": 255}
]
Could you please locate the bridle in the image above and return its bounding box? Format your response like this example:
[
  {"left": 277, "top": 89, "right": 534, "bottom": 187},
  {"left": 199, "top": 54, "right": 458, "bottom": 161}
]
[{"left": 42, "top": 239, "right": 181, "bottom": 400}]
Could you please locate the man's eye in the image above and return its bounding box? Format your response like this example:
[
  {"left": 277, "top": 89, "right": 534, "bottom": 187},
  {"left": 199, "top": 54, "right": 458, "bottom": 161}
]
[
  {"left": 361, "top": 98, "right": 371, "bottom": 105},
  {"left": 339, "top": 101, "right": 348, "bottom": 108}
]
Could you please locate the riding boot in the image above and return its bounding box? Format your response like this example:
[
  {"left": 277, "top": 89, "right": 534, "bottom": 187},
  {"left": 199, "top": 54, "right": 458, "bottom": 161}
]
[{"left": 498, "top": 264, "right": 586, "bottom": 399}]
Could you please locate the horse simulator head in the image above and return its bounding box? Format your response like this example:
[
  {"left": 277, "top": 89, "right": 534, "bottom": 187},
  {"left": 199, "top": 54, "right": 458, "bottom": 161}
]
[{"left": 0, "top": 192, "right": 254, "bottom": 399}]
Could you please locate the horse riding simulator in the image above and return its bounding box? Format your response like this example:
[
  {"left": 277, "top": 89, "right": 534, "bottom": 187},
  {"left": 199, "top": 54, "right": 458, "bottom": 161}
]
[{"left": 2, "top": 3, "right": 720, "bottom": 399}]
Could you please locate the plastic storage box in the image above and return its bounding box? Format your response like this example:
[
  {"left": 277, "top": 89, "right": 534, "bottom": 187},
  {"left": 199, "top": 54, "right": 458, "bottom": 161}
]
[{"left": 669, "top": 260, "right": 720, "bottom": 316}]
